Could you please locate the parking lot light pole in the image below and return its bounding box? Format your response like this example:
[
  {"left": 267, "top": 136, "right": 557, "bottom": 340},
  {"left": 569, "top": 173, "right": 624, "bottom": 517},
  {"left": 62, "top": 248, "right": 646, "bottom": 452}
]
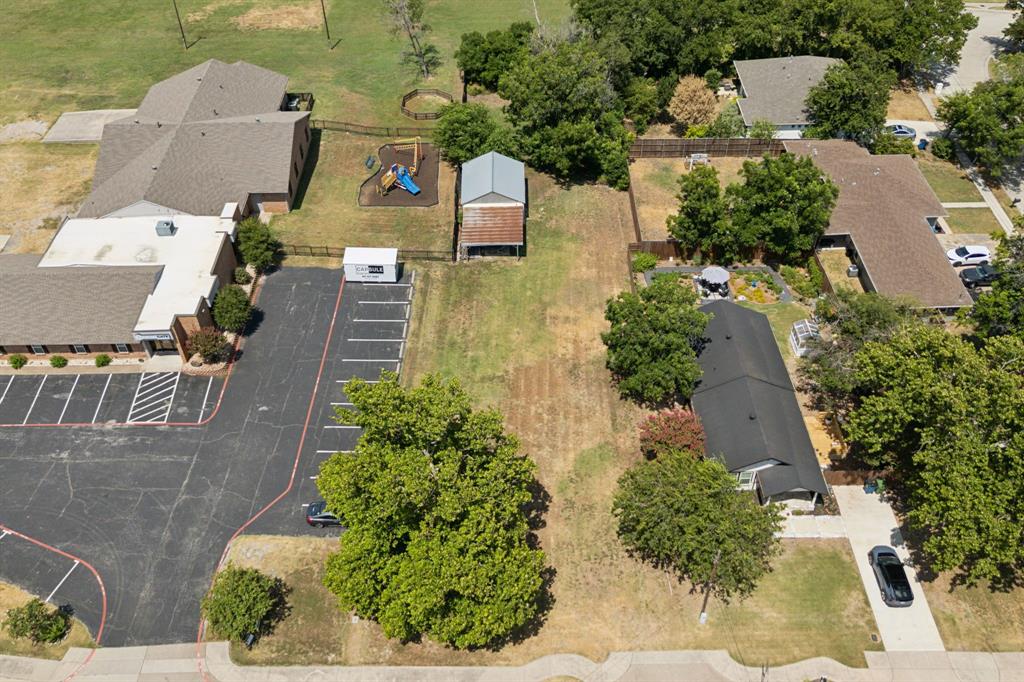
[{"left": 699, "top": 548, "right": 722, "bottom": 625}]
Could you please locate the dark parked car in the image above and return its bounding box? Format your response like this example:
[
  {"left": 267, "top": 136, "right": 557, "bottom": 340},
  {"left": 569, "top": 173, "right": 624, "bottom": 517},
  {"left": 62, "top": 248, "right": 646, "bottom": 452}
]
[
  {"left": 959, "top": 264, "right": 1000, "bottom": 288},
  {"left": 869, "top": 546, "right": 914, "bottom": 607},
  {"left": 305, "top": 500, "right": 343, "bottom": 528}
]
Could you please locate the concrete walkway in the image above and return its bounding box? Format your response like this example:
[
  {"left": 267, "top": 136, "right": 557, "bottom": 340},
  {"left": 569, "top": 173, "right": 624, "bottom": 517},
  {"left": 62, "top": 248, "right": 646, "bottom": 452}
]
[
  {"left": 941, "top": 201, "right": 989, "bottom": 208},
  {"left": 779, "top": 513, "right": 846, "bottom": 538},
  {"left": 832, "top": 486, "right": 945, "bottom": 652},
  {"left": 42, "top": 109, "right": 135, "bottom": 143},
  {"left": 7, "top": 643, "right": 1024, "bottom": 682}
]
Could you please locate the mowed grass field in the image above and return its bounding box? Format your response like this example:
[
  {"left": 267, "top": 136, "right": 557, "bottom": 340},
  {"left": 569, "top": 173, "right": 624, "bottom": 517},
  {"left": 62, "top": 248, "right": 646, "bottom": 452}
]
[{"left": 1, "top": 0, "right": 571, "bottom": 126}]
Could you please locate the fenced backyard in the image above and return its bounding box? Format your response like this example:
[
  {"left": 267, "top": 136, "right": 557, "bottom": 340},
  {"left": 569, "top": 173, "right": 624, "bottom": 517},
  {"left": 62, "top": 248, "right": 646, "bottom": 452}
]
[
  {"left": 629, "top": 138, "right": 784, "bottom": 159},
  {"left": 311, "top": 119, "right": 433, "bottom": 138},
  {"left": 281, "top": 243, "right": 453, "bottom": 262},
  {"left": 400, "top": 88, "right": 455, "bottom": 120}
]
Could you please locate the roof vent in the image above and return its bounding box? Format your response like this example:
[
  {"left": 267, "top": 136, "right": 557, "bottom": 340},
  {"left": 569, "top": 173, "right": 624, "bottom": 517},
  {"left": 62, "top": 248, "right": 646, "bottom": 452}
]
[
  {"left": 748, "top": 413, "right": 757, "bottom": 420},
  {"left": 155, "top": 219, "right": 176, "bottom": 237},
  {"left": 725, "top": 333, "right": 732, "bottom": 340}
]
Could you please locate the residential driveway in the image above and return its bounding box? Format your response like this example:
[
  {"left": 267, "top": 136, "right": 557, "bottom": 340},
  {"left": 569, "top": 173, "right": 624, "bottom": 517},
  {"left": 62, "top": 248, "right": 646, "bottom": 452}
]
[
  {"left": 832, "top": 486, "right": 945, "bottom": 651},
  {"left": 42, "top": 109, "right": 135, "bottom": 143},
  {"left": 885, "top": 119, "right": 941, "bottom": 141},
  {"left": 944, "top": 7, "right": 1014, "bottom": 94}
]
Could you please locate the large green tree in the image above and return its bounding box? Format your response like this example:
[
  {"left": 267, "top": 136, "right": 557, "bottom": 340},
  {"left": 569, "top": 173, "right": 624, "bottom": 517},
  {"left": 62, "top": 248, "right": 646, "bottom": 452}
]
[
  {"left": 666, "top": 164, "right": 740, "bottom": 263},
  {"left": 799, "top": 289, "right": 919, "bottom": 417},
  {"left": 805, "top": 59, "right": 896, "bottom": 143},
  {"left": 938, "top": 75, "right": 1024, "bottom": 177},
  {"left": 726, "top": 153, "right": 838, "bottom": 262},
  {"left": 613, "top": 451, "right": 783, "bottom": 601},
  {"left": 961, "top": 229, "right": 1024, "bottom": 338},
  {"left": 455, "top": 22, "right": 534, "bottom": 90},
  {"left": 319, "top": 374, "right": 546, "bottom": 648},
  {"left": 844, "top": 326, "right": 1024, "bottom": 584},
  {"left": 433, "top": 103, "right": 519, "bottom": 164},
  {"left": 499, "top": 39, "right": 632, "bottom": 189},
  {"left": 601, "top": 275, "right": 710, "bottom": 404}
]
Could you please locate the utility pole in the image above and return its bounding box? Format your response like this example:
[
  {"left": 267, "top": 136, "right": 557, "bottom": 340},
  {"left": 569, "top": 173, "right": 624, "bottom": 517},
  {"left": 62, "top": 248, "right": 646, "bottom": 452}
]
[
  {"left": 698, "top": 549, "right": 722, "bottom": 625},
  {"left": 171, "top": 0, "right": 188, "bottom": 50},
  {"left": 320, "top": 0, "right": 331, "bottom": 42}
]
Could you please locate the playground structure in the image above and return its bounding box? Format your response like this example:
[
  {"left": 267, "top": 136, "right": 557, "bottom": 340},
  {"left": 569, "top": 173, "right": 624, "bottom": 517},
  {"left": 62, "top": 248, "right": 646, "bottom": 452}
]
[{"left": 377, "top": 137, "right": 422, "bottom": 196}]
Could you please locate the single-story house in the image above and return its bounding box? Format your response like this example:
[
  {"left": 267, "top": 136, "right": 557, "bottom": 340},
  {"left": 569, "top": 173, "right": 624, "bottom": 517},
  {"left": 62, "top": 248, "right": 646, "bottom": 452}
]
[
  {"left": 0, "top": 207, "right": 238, "bottom": 361},
  {"left": 785, "top": 139, "right": 972, "bottom": 311},
  {"left": 692, "top": 300, "right": 829, "bottom": 506},
  {"left": 458, "top": 151, "right": 526, "bottom": 259},
  {"left": 734, "top": 56, "right": 838, "bottom": 139},
  {"left": 77, "top": 59, "right": 311, "bottom": 220}
]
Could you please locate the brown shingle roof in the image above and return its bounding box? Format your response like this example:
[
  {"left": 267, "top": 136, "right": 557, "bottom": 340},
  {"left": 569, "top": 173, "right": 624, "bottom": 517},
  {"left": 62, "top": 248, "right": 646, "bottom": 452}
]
[
  {"left": 0, "top": 256, "right": 161, "bottom": 345},
  {"left": 460, "top": 205, "right": 524, "bottom": 246},
  {"left": 785, "top": 139, "right": 971, "bottom": 309},
  {"left": 78, "top": 60, "right": 307, "bottom": 218}
]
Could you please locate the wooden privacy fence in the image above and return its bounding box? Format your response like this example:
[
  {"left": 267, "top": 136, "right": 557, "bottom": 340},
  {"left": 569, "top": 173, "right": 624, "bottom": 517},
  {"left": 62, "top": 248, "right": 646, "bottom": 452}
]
[
  {"left": 281, "top": 244, "right": 453, "bottom": 262},
  {"left": 311, "top": 119, "right": 433, "bottom": 138},
  {"left": 627, "top": 240, "right": 687, "bottom": 260},
  {"left": 629, "top": 138, "right": 784, "bottom": 159},
  {"left": 400, "top": 88, "right": 455, "bottom": 120}
]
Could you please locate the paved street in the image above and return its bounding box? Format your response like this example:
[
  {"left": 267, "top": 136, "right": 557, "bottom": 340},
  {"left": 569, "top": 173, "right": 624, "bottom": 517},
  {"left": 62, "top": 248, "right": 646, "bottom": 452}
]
[
  {"left": 944, "top": 6, "right": 1015, "bottom": 94},
  {"left": 832, "top": 486, "right": 945, "bottom": 652},
  {"left": 0, "top": 268, "right": 356, "bottom": 646}
]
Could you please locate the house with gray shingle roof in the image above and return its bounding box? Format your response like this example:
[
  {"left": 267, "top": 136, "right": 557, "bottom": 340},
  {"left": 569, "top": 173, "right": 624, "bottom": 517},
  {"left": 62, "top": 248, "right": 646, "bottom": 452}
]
[
  {"left": 78, "top": 59, "right": 311, "bottom": 219},
  {"left": 734, "top": 56, "right": 838, "bottom": 139}
]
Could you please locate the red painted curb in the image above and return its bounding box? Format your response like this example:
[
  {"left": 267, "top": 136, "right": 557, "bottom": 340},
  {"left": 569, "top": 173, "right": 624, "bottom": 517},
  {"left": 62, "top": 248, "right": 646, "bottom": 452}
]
[
  {"left": 196, "top": 272, "right": 346, "bottom": 680},
  {"left": 0, "top": 523, "right": 108, "bottom": 682}
]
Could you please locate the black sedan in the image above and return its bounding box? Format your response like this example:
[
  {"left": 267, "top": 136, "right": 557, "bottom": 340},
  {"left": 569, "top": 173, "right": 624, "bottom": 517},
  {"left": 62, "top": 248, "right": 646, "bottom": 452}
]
[
  {"left": 869, "top": 546, "right": 914, "bottom": 607},
  {"left": 305, "top": 500, "right": 344, "bottom": 528},
  {"left": 959, "top": 264, "right": 999, "bottom": 288}
]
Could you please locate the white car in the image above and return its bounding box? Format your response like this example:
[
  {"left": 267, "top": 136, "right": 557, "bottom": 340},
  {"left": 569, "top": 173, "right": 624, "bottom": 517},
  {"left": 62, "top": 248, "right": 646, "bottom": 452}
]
[{"left": 946, "top": 245, "right": 991, "bottom": 267}]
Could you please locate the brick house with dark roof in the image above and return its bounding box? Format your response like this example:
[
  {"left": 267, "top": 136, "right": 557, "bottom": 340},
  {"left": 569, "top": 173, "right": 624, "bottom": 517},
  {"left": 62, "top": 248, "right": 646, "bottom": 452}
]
[
  {"left": 78, "top": 59, "right": 311, "bottom": 219},
  {"left": 785, "top": 139, "right": 972, "bottom": 311}
]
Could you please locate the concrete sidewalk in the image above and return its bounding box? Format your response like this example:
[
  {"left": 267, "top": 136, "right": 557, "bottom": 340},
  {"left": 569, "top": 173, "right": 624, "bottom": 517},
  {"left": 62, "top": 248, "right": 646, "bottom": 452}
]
[
  {"left": 7, "top": 643, "right": 1024, "bottom": 682},
  {"left": 832, "top": 486, "right": 945, "bottom": 652}
]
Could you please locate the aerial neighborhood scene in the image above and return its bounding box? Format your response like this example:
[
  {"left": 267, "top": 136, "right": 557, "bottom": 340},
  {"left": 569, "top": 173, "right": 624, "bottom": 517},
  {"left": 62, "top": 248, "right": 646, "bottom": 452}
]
[{"left": 2, "top": 1, "right": 1024, "bottom": 680}]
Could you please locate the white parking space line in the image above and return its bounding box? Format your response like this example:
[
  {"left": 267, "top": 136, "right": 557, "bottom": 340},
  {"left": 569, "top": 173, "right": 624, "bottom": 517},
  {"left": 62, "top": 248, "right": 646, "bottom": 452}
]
[
  {"left": 340, "top": 358, "right": 400, "bottom": 363},
  {"left": 92, "top": 374, "right": 112, "bottom": 423},
  {"left": 330, "top": 402, "right": 354, "bottom": 407},
  {"left": 0, "top": 376, "right": 13, "bottom": 407},
  {"left": 56, "top": 375, "right": 81, "bottom": 424},
  {"left": 0, "top": 531, "right": 9, "bottom": 543},
  {"left": 22, "top": 376, "right": 47, "bottom": 425},
  {"left": 324, "top": 425, "right": 360, "bottom": 429},
  {"left": 197, "top": 376, "right": 214, "bottom": 423},
  {"left": 336, "top": 380, "right": 379, "bottom": 384},
  {"left": 45, "top": 560, "right": 79, "bottom": 603},
  {"left": 347, "top": 338, "right": 405, "bottom": 342},
  {"left": 353, "top": 318, "right": 407, "bottom": 322},
  {"left": 316, "top": 449, "right": 354, "bottom": 454}
]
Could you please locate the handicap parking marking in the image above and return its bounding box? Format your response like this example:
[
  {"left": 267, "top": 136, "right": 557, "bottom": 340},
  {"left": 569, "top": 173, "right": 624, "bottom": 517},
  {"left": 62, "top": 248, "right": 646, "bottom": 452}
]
[{"left": 127, "top": 372, "right": 180, "bottom": 423}]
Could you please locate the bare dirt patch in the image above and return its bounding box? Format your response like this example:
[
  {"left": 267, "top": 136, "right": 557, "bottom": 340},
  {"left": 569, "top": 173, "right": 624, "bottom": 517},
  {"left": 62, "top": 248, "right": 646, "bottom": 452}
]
[
  {"left": 0, "top": 143, "right": 96, "bottom": 253},
  {"left": 233, "top": 1, "right": 321, "bottom": 31},
  {"left": 0, "top": 119, "right": 48, "bottom": 143}
]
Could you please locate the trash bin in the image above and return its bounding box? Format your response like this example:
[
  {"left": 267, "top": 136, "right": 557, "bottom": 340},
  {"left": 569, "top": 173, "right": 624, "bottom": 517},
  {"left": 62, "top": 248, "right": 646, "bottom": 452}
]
[{"left": 917, "top": 138, "right": 928, "bottom": 151}]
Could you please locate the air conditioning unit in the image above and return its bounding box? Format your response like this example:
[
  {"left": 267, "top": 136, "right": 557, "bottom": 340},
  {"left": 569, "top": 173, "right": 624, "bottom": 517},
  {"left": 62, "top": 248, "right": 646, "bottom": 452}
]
[
  {"left": 155, "top": 219, "right": 176, "bottom": 237},
  {"left": 846, "top": 264, "right": 859, "bottom": 277}
]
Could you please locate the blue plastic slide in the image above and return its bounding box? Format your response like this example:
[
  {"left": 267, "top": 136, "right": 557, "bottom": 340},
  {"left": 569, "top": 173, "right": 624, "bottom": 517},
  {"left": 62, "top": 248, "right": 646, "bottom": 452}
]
[{"left": 395, "top": 165, "right": 421, "bottom": 195}]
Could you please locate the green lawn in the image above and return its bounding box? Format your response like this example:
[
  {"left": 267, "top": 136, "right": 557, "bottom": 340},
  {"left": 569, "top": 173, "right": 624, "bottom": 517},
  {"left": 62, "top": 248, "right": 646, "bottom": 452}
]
[
  {"left": 944, "top": 208, "right": 1004, "bottom": 236},
  {"left": 916, "top": 155, "right": 981, "bottom": 203},
  {"left": 1, "top": 0, "right": 570, "bottom": 126},
  {"left": 737, "top": 300, "right": 811, "bottom": 362}
]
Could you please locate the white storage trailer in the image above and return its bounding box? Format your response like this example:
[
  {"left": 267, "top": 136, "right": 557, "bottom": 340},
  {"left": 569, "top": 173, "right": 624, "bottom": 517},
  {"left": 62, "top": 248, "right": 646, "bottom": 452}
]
[{"left": 342, "top": 247, "right": 399, "bottom": 283}]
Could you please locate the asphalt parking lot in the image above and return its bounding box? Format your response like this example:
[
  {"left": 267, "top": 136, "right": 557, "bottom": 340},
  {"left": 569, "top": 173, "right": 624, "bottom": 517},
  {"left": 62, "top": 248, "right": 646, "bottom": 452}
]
[
  {"left": 249, "top": 273, "right": 414, "bottom": 535},
  {"left": 0, "top": 267, "right": 380, "bottom": 646},
  {"left": 0, "top": 372, "right": 222, "bottom": 425}
]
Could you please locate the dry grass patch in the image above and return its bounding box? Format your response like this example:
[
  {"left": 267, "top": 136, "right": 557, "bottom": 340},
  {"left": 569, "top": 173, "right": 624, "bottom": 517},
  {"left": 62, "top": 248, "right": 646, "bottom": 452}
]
[
  {"left": 816, "top": 249, "right": 864, "bottom": 294},
  {"left": 922, "top": 573, "right": 1024, "bottom": 651},
  {"left": 0, "top": 582, "right": 94, "bottom": 659},
  {"left": 887, "top": 89, "right": 932, "bottom": 121},
  {"left": 270, "top": 133, "right": 455, "bottom": 252},
  {"left": 233, "top": 1, "right": 321, "bottom": 31},
  {"left": 628, "top": 156, "right": 748, "bottom": 241},
  {"left": 186, "top": 0, "right": 243, "bottom": 22},
  {"left": 0, "top": 142, "right": 95, "bottom": 253}
]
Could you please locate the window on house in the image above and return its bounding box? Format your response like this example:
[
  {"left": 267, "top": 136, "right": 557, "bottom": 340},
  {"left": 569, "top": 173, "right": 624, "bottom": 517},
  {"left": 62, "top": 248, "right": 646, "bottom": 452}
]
[
  {"left": 115, "top": 343, "right": 130, "bottom": 353},
  {"left": 735, "top": 471, "right": 756, "bottom": 490},
  {"left": 72, "top": 344, "right": 88, "bottom": 354},
  {"left": 31, "top": 345, "right": 46, "bottom": 355}
]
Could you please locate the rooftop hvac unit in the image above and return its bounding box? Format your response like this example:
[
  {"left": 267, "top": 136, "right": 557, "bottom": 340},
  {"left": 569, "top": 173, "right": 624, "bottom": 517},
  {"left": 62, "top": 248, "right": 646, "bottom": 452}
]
[{"left": 155, "top": 219, "right": 176, "bottom": 237}]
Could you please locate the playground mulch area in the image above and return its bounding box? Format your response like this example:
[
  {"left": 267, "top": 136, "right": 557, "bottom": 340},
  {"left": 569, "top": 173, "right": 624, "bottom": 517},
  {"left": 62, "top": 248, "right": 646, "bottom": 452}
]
[{"left": 359, "top": 143, "right": 440, "bottom": 207}]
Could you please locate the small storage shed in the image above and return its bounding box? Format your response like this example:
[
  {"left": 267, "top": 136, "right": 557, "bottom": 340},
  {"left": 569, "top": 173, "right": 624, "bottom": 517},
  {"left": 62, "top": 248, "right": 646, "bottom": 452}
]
[
  {"left": 343, "top": 247, "right": 398, "bottom": 283},
  {"left": 459, "top": 152, "right": 526, "bottom": 259}
]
